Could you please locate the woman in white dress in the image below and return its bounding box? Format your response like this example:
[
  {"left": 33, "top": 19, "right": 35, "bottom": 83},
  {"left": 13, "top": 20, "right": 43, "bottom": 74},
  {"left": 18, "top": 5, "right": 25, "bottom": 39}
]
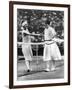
[
  {"left": 21, "top": 20, "right": 33, "bottom": 72},
  {"left": 43, "top": 20, "right": 62, "bottom": 71}
]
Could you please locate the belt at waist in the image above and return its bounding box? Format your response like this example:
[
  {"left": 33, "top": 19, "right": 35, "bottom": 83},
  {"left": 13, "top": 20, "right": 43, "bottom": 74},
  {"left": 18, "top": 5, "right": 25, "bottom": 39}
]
[{"left": 45, "top": 40, "right": 56, "bottom": 45}]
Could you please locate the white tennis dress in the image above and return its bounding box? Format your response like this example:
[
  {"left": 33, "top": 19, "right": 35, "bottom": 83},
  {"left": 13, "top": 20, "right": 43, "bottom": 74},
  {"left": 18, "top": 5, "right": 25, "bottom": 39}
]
[
  {"left": 22, "top": 29, "right": 33, "bottom": 61},
  {"left": 43, "top": 26, "right": 61, "bottom": 61}
]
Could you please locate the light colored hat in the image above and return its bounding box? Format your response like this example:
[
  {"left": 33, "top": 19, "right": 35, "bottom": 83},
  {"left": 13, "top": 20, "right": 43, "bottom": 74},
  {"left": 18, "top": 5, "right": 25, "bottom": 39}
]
[{"left": 22, "top": 20, "right": 28, "bottom": 26}]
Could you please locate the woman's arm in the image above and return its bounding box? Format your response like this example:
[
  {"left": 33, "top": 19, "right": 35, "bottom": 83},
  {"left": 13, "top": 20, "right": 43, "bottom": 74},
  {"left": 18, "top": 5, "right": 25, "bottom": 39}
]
[{"left": 22, "top": 29, "right": 30, "bottom": 35}]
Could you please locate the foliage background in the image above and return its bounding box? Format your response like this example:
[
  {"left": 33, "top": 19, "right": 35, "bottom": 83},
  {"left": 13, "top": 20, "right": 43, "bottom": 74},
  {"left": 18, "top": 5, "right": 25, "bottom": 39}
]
[{"left": 17, "top": 9, "right": 64, "bottom": 55}]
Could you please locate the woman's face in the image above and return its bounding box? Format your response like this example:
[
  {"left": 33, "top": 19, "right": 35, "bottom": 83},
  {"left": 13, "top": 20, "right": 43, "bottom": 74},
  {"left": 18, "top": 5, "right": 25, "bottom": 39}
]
[
  {"left": 41, "top": 22, "right": 46, "bottom": 28},
  {"left": 45, "top": 24, "right": 49, "bottom": 28},
  {"left": 24, "top": 24, "right": 28, "bottom": 28}
]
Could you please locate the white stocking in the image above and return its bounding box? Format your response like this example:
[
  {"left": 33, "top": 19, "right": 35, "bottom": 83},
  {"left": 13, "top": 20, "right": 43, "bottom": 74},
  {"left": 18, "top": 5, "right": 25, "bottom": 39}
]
[
  {"left": 25, "top": 60, "right": 30, "bottom": 70},
  {"left": 47, "top": 61, "right": 50, "bottom": 69}
]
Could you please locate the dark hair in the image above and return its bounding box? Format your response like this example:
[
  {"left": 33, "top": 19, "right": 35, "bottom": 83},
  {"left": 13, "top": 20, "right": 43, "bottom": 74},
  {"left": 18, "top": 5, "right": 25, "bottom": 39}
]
[{"left": 45, "top": 20, "right": 50, "bottom": 25}]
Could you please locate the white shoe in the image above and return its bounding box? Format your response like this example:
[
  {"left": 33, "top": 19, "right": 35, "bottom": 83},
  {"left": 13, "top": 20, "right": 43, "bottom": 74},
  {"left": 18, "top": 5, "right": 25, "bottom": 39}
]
[
  {"left": 51, "top": 67, "right": 56, "bottom": 71},
  {"left": 44, "top": 68, "right": 50, "bottom": 72}
]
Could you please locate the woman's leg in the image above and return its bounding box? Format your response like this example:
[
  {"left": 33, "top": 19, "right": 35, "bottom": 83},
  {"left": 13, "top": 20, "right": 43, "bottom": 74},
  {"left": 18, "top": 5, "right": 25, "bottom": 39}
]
[
  {"left": 22, "top": 46, "right": 32, "bottom": 72},
  {"left": 43, "top": 45, "right": 51, "bottom": 71},
  {"left": 50, "top": 60, "right": 56, "bottom": 71},
  {"left": 45, "top": 61, "right": 50, "bottom": 72},
  {"left": 25, "top": 60, "right": 30, "bottom": 72}
]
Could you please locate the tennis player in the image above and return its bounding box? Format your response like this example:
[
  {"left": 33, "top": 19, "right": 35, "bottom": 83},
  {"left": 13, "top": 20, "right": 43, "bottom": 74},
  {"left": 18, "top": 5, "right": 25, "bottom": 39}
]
[
  {"left": 21, "top": 20, "right": 33, "bottom": 72},
  {"left": 43, "top": 20, "right": 62, "bottom": 72}
]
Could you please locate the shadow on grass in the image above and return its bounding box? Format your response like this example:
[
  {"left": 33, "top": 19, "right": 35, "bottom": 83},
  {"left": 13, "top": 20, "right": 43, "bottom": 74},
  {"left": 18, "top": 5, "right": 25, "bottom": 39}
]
[{"left": 18, "top": 70, "right": 44, "bottom": 77}]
